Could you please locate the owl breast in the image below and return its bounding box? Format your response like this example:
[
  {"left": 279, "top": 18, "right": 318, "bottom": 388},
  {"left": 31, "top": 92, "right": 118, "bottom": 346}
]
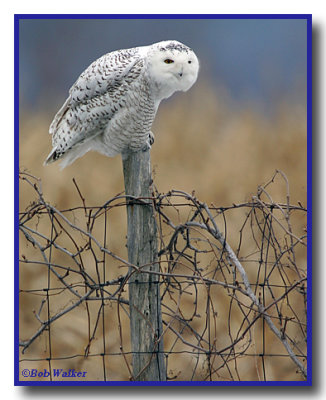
[{"left": 101, "top": 77, "right": 157, "bottom": 155}]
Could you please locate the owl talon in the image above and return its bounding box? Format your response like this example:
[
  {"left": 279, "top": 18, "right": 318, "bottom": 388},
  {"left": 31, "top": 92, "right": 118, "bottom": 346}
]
[
  {"left": 149, "top": 132, "right": 155, "bottom": 146},
  {"left": 141, "top": 132, "right": 154, "bottom": 152}
]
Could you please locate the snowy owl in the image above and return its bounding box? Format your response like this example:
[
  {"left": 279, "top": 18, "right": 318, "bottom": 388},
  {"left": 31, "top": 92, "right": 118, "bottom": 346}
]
[{"left": 45, "top": 40, "right": 199, "bottom": 168}]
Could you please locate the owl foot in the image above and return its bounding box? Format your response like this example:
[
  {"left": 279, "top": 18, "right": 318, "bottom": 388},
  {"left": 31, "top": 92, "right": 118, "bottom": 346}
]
[
  {"left": 142, "top": 132, "right": 155, "bottom": 152},
  {"left": 149, "top": 131, "right": 155, "bottom": 146},
  {"left": 142, "top": 142, "right": 151, "bottom": 152}
]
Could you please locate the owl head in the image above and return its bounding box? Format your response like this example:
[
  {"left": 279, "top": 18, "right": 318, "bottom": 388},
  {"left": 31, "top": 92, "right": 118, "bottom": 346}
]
[{"left": 146, "top": 40, "right": 199, "bottom": 100}]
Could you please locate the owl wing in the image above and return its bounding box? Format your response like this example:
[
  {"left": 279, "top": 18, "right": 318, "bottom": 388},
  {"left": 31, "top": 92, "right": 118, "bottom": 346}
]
[{"left": 46, "top": 48, "right": 144, "bottom": 164}]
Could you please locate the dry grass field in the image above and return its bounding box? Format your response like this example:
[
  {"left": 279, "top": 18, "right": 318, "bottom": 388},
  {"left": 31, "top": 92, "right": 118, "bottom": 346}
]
[{"left": 19, "top": 82, "right": 307, "bottom": 381}]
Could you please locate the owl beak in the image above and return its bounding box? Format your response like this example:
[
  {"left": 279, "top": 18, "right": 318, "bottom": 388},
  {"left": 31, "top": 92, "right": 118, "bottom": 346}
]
[{"left": 178, "top": 68, "right": 183, "bottom": 78}]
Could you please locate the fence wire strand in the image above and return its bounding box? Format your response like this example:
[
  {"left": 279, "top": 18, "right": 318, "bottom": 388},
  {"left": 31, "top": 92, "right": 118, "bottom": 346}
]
[{"left": 19, "top": 170, "right": 307, "bottom": 381}]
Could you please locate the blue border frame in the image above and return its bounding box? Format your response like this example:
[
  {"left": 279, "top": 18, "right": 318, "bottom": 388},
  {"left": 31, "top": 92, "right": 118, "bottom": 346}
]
[{"left": 14, "top": 13, "right": 312, "bottom": 387}]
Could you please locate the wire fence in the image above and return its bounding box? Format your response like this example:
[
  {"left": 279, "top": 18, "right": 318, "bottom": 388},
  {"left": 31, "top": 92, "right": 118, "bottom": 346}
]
[{"left": 19, "top": 170, "right": 307, "bottom": 382}]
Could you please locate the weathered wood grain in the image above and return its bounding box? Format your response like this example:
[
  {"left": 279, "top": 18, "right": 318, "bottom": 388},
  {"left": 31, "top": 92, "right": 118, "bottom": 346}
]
[{"left": 122, "top": 149, "right": 166, "bottom": 381}]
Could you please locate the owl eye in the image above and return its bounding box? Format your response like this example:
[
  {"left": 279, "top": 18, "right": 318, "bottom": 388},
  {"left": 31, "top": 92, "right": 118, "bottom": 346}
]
[
  {"left": 164, "top": 59, "right": 174, "bottom": 64},
  {"left": 188, "top": 60, "right": 192, "bottom": 64}
]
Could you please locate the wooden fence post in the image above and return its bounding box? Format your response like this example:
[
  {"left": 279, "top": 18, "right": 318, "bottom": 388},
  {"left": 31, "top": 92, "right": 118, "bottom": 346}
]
[{"left": 122, "top": 149, "right": 166, "bottom": 381}]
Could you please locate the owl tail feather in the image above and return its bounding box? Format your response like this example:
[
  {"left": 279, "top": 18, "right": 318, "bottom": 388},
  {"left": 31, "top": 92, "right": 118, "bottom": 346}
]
[
  {"left": 44, "top": 140, "right": 96, "bottom": 169},
  {"left": 44, "top": 147, "right": 60, "bottom": 166}
]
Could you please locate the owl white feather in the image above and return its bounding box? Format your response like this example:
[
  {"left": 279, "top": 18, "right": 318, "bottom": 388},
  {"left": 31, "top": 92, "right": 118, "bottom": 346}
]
[{"left": 45, "top": 40, "right": 199, "bottom": 168}]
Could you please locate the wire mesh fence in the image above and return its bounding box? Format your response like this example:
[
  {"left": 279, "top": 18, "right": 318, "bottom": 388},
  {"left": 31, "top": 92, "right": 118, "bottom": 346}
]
[{"left": 19, "top": 169, "right": 307, "bottom": 382}]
